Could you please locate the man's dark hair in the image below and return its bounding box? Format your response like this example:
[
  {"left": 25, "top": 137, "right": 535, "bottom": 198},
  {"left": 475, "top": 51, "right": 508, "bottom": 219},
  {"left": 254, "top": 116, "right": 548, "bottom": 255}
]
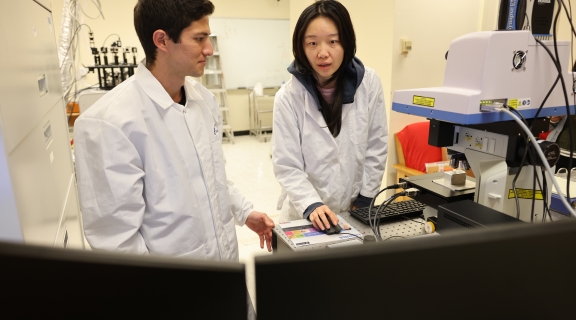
[
  {"left": 292, "top": 0, "right": 356, "bottom": 137},
  {"left": 134, "top": 0, "right": 215, "bottom": 67}
]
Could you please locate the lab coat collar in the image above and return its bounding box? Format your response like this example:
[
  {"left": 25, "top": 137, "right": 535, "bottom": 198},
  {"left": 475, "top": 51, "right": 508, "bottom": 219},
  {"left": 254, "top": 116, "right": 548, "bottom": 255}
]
[{"left": 135, "top": 62, "right": 205, "bottom": 110}]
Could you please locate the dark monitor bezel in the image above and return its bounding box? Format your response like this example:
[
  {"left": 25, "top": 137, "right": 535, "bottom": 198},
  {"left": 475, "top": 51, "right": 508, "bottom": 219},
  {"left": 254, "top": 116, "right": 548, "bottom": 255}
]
[
  {"left": 0, "top": 242, "right": 247, "bottom": 319},
  {"left": 256, "top": 220, "right": 576, "bottom": 319}
]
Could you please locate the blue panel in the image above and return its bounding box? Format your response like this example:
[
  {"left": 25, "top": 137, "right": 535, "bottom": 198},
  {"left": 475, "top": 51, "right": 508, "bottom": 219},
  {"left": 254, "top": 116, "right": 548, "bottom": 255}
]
[{"left": 392, "top": 102, "right": 576, "bottom": 125}]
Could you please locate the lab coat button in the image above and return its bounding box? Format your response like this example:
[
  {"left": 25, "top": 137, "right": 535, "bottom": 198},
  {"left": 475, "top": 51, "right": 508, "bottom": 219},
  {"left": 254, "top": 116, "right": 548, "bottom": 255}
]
[{"left": 333, "top": 158, "right": 339, "bottom": 164}]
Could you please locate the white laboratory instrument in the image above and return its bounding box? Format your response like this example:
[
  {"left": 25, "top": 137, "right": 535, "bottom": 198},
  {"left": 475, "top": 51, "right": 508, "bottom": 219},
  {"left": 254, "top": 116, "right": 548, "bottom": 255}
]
[
  {"left": 0, "top": 0, "right": 84, "bottom": 248},
  {"left": 77, "top": 89, "right": 108, "bottom": 113},
  {"left": 393, "top": 31, "right": 571, "bottom": 124},
  {"left": 392, "top": 31, "right": 573, "bottom": 222}
]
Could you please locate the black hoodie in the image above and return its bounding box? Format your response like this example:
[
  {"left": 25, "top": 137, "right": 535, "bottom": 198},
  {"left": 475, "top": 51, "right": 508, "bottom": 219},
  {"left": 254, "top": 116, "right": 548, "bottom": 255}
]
[{"left": 287, "top": 57, "right": 366, "bottom": 110}]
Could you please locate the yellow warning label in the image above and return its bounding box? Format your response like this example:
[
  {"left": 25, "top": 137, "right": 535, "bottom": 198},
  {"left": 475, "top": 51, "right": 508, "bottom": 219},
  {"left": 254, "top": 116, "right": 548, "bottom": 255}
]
[
  {"left": 413, "top": 96, "right": 435, "bottom": 107},
  {"left": 508, "top": 99, "right": 519, "bottom": 108},
  {"left": 508, "top": 189, "right": 543, "bottom": 200}
]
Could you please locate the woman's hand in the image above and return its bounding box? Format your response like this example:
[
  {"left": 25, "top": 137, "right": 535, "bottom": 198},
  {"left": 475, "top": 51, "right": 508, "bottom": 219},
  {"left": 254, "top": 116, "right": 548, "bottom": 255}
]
[{"left": 309, "top": 205, "right": 339, "bottom": 230}]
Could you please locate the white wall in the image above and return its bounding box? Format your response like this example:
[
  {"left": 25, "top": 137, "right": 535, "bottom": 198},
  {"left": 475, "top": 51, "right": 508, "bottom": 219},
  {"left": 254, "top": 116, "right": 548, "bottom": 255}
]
[
  {"left": 289, "top": 0, "right": 394, "bottom": 103},
  {"left": 385, "top": 0, "right": 487, "bottom": 188}
]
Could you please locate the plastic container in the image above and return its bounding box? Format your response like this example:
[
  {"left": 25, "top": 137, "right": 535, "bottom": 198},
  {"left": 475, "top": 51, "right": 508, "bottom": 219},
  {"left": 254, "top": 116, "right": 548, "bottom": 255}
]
[{"left": 425, "top": 160, "right": 453, "bottom": 173}]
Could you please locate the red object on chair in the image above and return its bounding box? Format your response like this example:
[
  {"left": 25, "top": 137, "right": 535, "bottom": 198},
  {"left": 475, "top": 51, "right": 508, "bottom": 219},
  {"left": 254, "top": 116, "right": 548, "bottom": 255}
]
[
  {"left": 396, "top": 122, "right": 443, "bottom": 173},
  {"left": 539, "top": 131, "right": 551, "bottom": 140}
]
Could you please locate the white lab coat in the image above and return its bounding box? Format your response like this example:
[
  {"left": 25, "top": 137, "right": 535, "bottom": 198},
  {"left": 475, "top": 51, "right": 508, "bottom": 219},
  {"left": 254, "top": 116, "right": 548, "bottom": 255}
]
[
  {"left": 74, "top": 63, "right": 253, "bottom": 261},
  {"left": 272, "top": 67, "right": 388, "bottom": 222}
]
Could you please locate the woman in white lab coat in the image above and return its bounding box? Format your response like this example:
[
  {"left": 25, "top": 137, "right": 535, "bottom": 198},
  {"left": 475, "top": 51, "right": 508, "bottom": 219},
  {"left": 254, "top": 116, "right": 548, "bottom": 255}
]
[{"left": 272, "top": 0, "right": 388, "bottom": 231}]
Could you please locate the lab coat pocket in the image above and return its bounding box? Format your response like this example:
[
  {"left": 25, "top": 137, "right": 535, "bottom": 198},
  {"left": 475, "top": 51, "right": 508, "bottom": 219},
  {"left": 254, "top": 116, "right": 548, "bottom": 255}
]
[
  {"left": 176, "top": 243, "right": 206, "bottom": 260},
  {"left": 349, "top": 109, "right": 369, "bottom": 145},
  {"left": 211, "top": 140, "right": 228, "bottom": 185}
]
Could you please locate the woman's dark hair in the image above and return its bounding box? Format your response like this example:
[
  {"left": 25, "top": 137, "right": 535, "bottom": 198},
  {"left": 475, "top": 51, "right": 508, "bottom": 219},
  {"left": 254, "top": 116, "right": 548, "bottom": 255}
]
[
  {"left": 292, "top": 0, "right": 356, "bottom": 137},
  {"left": 134, "top": 0, "right": 215, "bottom": 67}
]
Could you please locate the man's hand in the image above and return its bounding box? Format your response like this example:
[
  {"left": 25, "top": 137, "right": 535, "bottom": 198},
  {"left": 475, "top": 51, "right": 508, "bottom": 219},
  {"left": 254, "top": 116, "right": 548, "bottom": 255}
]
[
  {"left": 245, "top": 211, "right": 275, "bottom": 252},
  {"left": 551, "top": 116, "right": 564, "bottom": 123},
  {"left": 309, "top": 205, "right": 339, "bottom": 231}
]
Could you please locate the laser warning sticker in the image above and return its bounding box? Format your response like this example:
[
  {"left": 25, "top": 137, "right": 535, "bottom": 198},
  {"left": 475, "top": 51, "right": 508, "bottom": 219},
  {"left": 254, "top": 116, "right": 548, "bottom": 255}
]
[
  {"left": 507, "top": 98, "right": 531, "bottom": 109},
  {"left": 508, "top": 188, "right": 543, "bottom": 200},
  {"left": 413, "top": 96, "right": 435, "bottom": 107}
]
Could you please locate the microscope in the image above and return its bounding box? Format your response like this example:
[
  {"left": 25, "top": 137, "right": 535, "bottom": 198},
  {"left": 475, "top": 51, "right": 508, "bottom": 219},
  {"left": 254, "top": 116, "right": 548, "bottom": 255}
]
[{"left": 392, "top": 30, "right": 574, "bottom": 222}]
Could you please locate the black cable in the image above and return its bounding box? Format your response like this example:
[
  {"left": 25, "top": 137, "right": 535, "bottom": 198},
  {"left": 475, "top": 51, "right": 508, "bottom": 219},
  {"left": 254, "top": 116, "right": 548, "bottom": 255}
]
[
  {"left": 511, "top": 106, "right": 546, "bottom": 223},
  {"left": 508, "top": 38, "right": 561, "bottom": 219},
  {"left": 524, "top": 12, "right": 531, "bottom": 30},
  {"left": 508, "top": 106, "right": 542, "bottom": 222},
  {"left": 504, "top": 105, "right": 548, "bottom": 222},
  {"left": 401, "top": 215, "right": 425, "bottom": 225},
  {"left": 382, "top": 236, "right": 406, "bottom": 242},
  {"left": 374, "top": 196, "right": 393, "bottom": 239},
  {"left": 569, "top": 0, "right": 576, "bottom": 210},
  {"left": 367, "top": 190, "right": 385, "bottom": 238},
  {"left": 542, "top": 169, "right": 554, "bottom": 222},
  {"left": 531, "top": 165, "right": 537, "bottom": 222},
  {"left": 505, "top": 105, "right": 532, "bottom": 219},
  {"left": 367, "top": 182, "right": 407, "bottom": 240},
  {"left": 534, "top": 23, "right": 573, "bottom": 209},
  {"left": 375, "top": 194, "right": 402, "bottom": 240},
  {"left": 542, "top": 168, "right": 552, "bottom": 222},
  {"left": 553, "top": 0, "right": 574, "bottom": 202}
]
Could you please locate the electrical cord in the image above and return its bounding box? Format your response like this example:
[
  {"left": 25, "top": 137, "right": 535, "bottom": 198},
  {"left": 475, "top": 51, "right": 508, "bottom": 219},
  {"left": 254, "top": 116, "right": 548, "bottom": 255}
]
[
  {"left": 382, "top": 236, "right": 406, "bottom": 242},
  {"left": 60, "top": 23, "right": 93, "bottom": 71},
  {"left": 504, "top": 105, "right": 545, "bottom": 221},
  {"left": 504, "top": 105, "right": 530, "bottom": 219},
  {"left": 372, "top": 188, "right": 420, "bottom": 240},
  {"left": 534, "top": 37, "right": 573, "bottom": 205},
  {"left": 401, "top": 215, "right": 425, "bottom": 225},
  {"left": 552, "top": 1, "right": 574, "bottom": 201},
  {"left": 81, "top": 0, "right": 105, "bottom": 20},
  {"left": 523, "top": 12, "right": 531, "bottom": 30},
  {"left": 338, "top": 233, "right": 364, "bottom": 242},
  {"left": 496, "top": 107, "right": 576, "bottom": 217},
  {"left": 367, "top": 182, "right": 408, "bottom": 240},
  {"left": 531, "top": 165, "right": 537, "bottom": 222},
  {"left": 374, "top": 195, "right": 401, "bottom": 240},
  {"left": 501, "top": 36, "right": 561, "bottom": 220},
  {"left": 101, "top": 33, "right": 121, "bottom": 49},
  {"left": 542, "top": 168, "right": 553, "bottom": 222}
]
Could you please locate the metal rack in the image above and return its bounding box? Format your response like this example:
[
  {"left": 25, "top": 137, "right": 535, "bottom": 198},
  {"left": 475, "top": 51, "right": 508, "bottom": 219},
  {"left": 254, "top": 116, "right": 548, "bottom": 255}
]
[
  {"left": 201, "top": 35, "right": 234, "bottom": 143},
  {"left": 87, "top": 64, "right": 137, "bottom": 90},
  {"left": 248, "top": 90, "right": 274, "bottom": 142}
]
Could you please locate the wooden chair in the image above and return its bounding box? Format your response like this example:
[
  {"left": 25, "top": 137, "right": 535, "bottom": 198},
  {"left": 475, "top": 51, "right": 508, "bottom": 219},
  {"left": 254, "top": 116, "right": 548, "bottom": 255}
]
[{"left": 392, "top": 122, "right": 448, "bottom": 183}]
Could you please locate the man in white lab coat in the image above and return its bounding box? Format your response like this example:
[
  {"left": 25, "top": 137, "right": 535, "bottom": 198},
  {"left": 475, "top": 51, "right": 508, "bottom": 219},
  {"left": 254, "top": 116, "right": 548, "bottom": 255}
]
[{"left": 74, "top": 0, "right": 274, "bottom": 261}]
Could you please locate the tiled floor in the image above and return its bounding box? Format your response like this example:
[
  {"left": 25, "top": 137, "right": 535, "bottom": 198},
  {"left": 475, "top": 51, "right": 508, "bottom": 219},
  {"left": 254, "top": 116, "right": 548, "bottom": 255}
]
[{"left": 221, "top": 135, "right": 281, "bottom": 308}]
